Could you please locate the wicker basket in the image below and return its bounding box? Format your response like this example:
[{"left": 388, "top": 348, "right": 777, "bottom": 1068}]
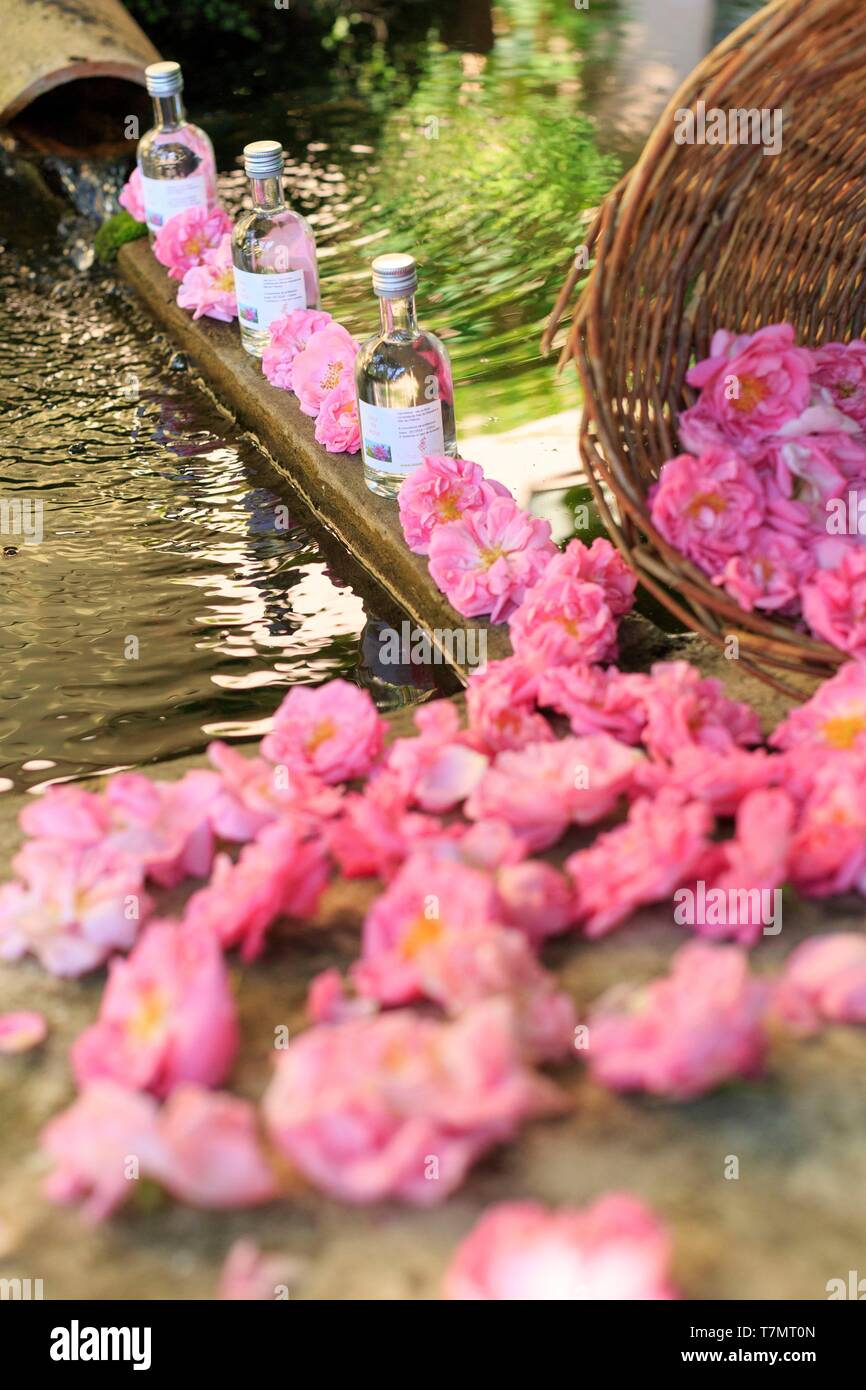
[{"left": 546, "top": 0, "right": 866, "bottom": 694}]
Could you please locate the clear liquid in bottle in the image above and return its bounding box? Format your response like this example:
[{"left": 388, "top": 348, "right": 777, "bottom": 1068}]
[
  {"left": 137, "top": 61, "right": 217, "bottom": 236},
  {"left": 354, "top": 254, "right": 457, "bottom": 498},
  {"left": 231, "top": 141, "right": 320, "bottom": 358}
]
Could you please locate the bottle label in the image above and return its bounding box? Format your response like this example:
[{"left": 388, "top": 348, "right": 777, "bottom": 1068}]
[
  {"left": 232, "top": 267, "right": 308, "bottom": 329},
  {"left": 141, "top": 170, "right": 209, "bottom": 230},
  {"left": 358, "top": 399, "right": 445, "bottom": 476}
]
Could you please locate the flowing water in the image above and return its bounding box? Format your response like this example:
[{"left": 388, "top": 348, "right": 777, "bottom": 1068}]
[
  {"left": 0, "top": 222, "right": 444, "bottom": 793},
  {"left": 0, "top": 0, "right": 763, "bottom": 793}
]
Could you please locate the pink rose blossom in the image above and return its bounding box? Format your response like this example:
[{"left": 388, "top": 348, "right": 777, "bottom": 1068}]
[
  {"left": 291, "top": 325, "right": 358, "bottom": 417},
  {"left": 350, "top": 848, "right": 574, "bottom": 1057},
  {"left": 532, "top": 537, "right": 637, "bottom": 618},
  {"left": 635, "top": 744, "right": 782, "bottom": 816},
  {"left": 427, "top": 497, "right": 557, "bottom": 623},
  {"left": 767, "top": 419, "right": 856, "bottom": 508},
  {"left": 640, "top": 661, "right": 760, "bottom": 759},
  {"left": 578, "top": 537, "right": 638, "bottom": 616},
  {"left": 451, "top": 817, "right": 528, "bottom": 871},
  {"left": 763, "top": 473, "right": 814, "bottom": 540},
  {"left": 354, "top": 914, "right": 574, "bottom": 1063},
  {"left": 263, "top": 1000, "right": 565, "bottom": 1205},
  {"left": 774, "top": 933, "right": 866, "bottom": 1033},
  {"left": 509, "top": 577, "right": 618, "bottom": 668},
  {"left": 41, "top": 1082, "right": 163, "bottom": 1221},
  {"left": 325, "top": 772, "right": 443, "bottom": 880},
  {"left": 207, "top": 740, "right": 342, "bottom": 843},
  {"left": 314, "top": 380, "right": 361, "bottom": 454},
  {"left": 154, "top": 1085, "right": 277, "bottom": 1209},
  {"left": 184, "top": 820, "right": 329, "bottom": 960},
  {"left": 684, "top": 789, "right": 794, "bottom": 946},
  {"left": 495, "top": 860, "right": 576, "bottom": 943},
  {"left": 649, "top": 448, "right": 765, "bottom": 575},
  {"left": 465, "top": 735, "right": 643, "bottom": 852},
  {"left": 261, "top": 679, "right": 385, "bottom": 782},
  {"left": 586, "top": 942, "right": 768, "bottom": 1099},
  {"left": 0, "top": 839, "right": 148, "bottom": 977},
  {"left": 802, "top": 548, "right": 866, "bottom": 656},
  {"left": 444, "top": 1195, "right": 678, "bottom": 1300},
  {"left": 762, "top": 422, "right": 866, "bottom": 539},
  {"left": 397, "top": 455, "right": 511, "bottom": 556},
  {"left": 714, "top": 530, "right": 813, "bottom": 613},
  {"left": 376, "top": 822, "right": 570, "bottom": 938},
  {"left": 679, "top": 323, "right": 813, "bottom": 458},
  {"left": 17, "top": 769, "right": 219, "bottom": 882},
  {"left": 465, "top": 657, "right": 553, "bottom": 754},
  {"left": 505, "top": 534, "right": 637, "bottom": 666},
  {"left": 118, "top": 167, "right": 145, "bottom": 223},
  {"left": 771, "top": 415, "right": 866, "bottom": 493},
  {"left": 18, "top": 784, "right": 109, "bottom": 844},
  {"left": 71, "top": 920, "right": 238, "bottom": 1096},
  {"left": 784, "top": 398, "right": 866, "bottom": 438},
  {"left": 785, "top": 756, "right": 866, "bottom": 896},
  {"left": 567, "top": 791, "right": 713, "bottom": 937},
  {"left": 811, "top": 532, "right": 866, "bottom": 572},
  {"left": 177, "top": 234, "right": 237, "bottom": 322},
  {"left": 153, "top": 205, "right": 232, "bottom": 282},
  {"left": 42, "top": 1081, "right": 276, "bottom": 1220},
  {"left": 537, "top": 665, "right": 651, "bottom": 745},
  {"left": 0, "top": 1010, "right": 47, "bottom": 1054},
  {"left": 770, "top": 662, "right": 866, "bottom": 754},
  {"left": 262, "top": 308, "right": 333, "bottom": 392},
  {"left": 382, "top": 701, "right": 488, "bottom": 812},
  {"left": 413, "top": 927, "right": 576, "bottom": 1062},
  {"left": 811, "top": 341, "right": 866, "bottom": 426},
  {"left": 218, "top": 1239, "right": 303, "bottom": 1300},
  {"left": 355, "top": 851, "right": 500, "bottom": 1005},
  {"left": 102, "top": 768, "right": 217, "bottom": 887}
]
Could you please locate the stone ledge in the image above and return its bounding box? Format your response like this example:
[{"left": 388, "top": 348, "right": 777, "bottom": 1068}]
[{"left": 116, "top": 240, "right": 509, "bottom": 681}]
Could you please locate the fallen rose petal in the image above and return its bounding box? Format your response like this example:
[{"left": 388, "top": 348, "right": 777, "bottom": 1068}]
[{"left": 0, "top": 1010, "right": 47, "bottom": 1053}]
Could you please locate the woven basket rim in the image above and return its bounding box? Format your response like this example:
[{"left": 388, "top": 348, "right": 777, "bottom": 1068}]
[{"left": 545, "top": 0, "right": 866, "bottom": 696}]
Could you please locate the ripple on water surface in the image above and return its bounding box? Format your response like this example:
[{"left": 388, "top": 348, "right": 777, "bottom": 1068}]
[{"left": 0, "top": 257, "right": 437, "bottom": 792}]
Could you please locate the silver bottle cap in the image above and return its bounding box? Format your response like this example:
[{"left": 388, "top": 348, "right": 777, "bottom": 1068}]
[
  {"left": 145, "top": 61, "right": 183, "bottom": 97},
  {"left": 371, "top": 253, "right": 418, "bottom": 298},
  {"left": 244, "top": 140, "right": 284, "bottom": 179}
]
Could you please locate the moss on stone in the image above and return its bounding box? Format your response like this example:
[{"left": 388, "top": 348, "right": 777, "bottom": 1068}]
[{"left": 94, "top": 211, "right": 148, "bottom": 264}]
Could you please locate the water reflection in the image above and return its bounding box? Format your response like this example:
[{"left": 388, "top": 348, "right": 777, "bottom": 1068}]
[{"left": 0, "top": 252, "right": 443, "bottom": 792}]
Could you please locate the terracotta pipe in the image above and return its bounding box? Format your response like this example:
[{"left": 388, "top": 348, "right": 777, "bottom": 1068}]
[{"left": 0, "top": 0, "right": 159, "bottom": 128}]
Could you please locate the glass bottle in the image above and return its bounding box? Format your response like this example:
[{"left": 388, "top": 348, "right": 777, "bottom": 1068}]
[
  {"left": 231, "top": 141, "right": 321, "bottom": 359},
  {"left": 354, "top": 254, "right": 458, "bottom": 498},
  {"left": 137, "top": 61, "right": 217, "bottom": 236}
]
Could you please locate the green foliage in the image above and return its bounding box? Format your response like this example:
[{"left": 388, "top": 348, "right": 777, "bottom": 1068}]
[
  {"left": 94, "top": 211, "right": 148, "bottom": 264},
  {"left": 125, "top": 0, "right": 261, "bottom": 41}
]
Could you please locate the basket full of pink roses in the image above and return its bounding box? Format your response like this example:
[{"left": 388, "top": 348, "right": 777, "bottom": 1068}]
[{"left": 551, "top": 0, "right": 866, "bottom": 692}]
